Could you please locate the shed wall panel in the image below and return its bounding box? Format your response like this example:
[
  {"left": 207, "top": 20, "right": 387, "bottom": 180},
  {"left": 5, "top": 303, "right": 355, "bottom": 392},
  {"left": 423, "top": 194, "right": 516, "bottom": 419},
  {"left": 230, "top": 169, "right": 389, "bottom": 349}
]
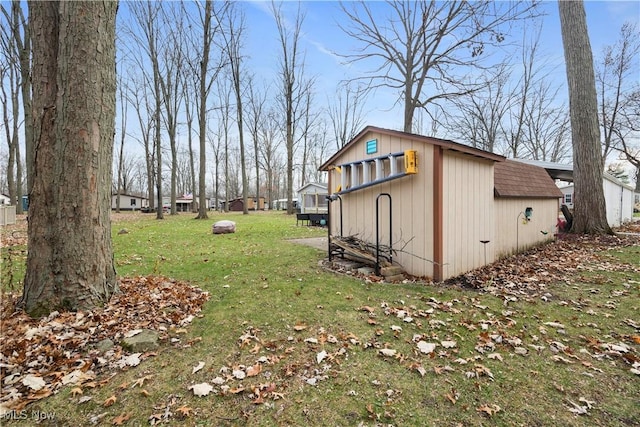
[
  {"left": 493, "top": 198, "right": 558, "bottom": 258},
  {"left": 327, "top": 131, "right": 434, "bottom": 278},
  {"left": 441, "top": 152, "right": 495, "bottom": 279}
]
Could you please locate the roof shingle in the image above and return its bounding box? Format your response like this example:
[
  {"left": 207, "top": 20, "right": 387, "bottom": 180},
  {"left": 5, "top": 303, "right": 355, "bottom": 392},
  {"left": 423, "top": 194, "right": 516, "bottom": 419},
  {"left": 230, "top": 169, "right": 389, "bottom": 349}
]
[{"left": 494, "top": 160, "right": 563, "bottom": 199}]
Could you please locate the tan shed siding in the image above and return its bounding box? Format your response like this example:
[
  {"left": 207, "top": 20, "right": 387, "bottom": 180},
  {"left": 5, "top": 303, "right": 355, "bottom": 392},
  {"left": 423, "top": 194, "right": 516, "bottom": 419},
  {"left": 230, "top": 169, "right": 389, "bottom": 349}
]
[
  {"left": 327, "top": 131, "right": 434, "bottom": 278},
  {"left": 494, "top": 198, "right": 559, "bottom": 258},
  {"left": 441, "top": 153, "right": 495, "bottom": 279}
]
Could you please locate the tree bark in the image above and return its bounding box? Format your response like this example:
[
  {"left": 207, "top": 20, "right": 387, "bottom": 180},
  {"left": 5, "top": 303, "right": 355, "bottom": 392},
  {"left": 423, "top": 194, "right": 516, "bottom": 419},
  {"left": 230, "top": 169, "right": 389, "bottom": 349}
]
[
  {"left": 21, "top": 1, "right": 118, "bottom": 316},
  {"left": 558, "top": 0, "right": 612, "bottom": 234}
]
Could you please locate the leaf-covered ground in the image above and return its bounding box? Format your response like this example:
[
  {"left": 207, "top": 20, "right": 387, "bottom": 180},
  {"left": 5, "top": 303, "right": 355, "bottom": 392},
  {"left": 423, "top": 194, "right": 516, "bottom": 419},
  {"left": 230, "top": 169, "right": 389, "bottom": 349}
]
[
  {"left": 1, "top": 276, "right": 209, "bottom": 415},
  {"left": 1, "top": 215, "right": 638, "bottom": 426}
]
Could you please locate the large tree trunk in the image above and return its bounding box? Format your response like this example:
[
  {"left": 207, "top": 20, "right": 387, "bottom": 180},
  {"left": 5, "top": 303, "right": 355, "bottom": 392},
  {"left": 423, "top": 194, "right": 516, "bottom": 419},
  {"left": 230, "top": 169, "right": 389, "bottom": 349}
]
[
  {"left": 558, "top": 0, "right": 612, "bottom": 235},
  {"left": 21, "top": 1, "right": 118, "bottom": 316}
]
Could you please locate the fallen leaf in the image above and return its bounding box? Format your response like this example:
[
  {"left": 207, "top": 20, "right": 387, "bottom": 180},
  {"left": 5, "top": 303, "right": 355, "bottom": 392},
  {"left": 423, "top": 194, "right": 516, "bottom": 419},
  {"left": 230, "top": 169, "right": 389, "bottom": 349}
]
[
  {"left": 477, "top": 404, "right": 501, "bottom": 417},
  {"left": 552, "top": 355, "right": 575, "bottom": 364},
  {"left": 124, "top": 329, "right": 142, "bottom": 338},
  {"left": 379, "top": 348, "right": 397, "bottom": 357},
  {"left": 103, "top": 395, "right": 117, "bottom": 407},
  {"left": 70, "top": 387, "right": 83, "bottom": 397},
  {"left": 112, "top": 412, "right": 131, "bottom": 425},
  {"left": 230, "top": 386, "right": 245, "bottom": 394},
  {"left": 246, "top": 364, "right": 262, "bottom": 377},
  {"left": 417, "top": 341, "right": 437, "bottom": 354},
  {"left": 192, "top": 361, "right": 205, "bottom": 374},
  {"left": 487, "top": 353, "right": 503, "bottom": 361},
  {"left": 293, "top": 322, "right": 308, "bottom": 331},
  {"left": 189, "top": 382, "right": 213, "bottom": 397},
  {"left": 22, "top": 374, "right": 46, "bottom": 391},
  {"left": 131, "top": 375, "right": 153, "bottom": 388},
  {"left": 232, "top": 368, "right": 246, "bottom": 379},
  {"left": 544, "top": 322, "right": 566, "bottom": 329},
  {"left": 316, "top": 350, "right": 328, "bottom": 364},
  {"left": 176, "top": 405, "right": 193, "bottom": 417}
]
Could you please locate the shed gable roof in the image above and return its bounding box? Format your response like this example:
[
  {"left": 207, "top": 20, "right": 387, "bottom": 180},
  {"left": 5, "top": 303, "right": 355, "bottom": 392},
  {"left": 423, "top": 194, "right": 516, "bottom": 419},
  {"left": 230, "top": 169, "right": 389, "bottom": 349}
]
[
  {"left": 320, "top": 126, "right": 504, "bottom": 170},
  {"left": 494, "top": 160, "right": 563, "bottom": 199}
]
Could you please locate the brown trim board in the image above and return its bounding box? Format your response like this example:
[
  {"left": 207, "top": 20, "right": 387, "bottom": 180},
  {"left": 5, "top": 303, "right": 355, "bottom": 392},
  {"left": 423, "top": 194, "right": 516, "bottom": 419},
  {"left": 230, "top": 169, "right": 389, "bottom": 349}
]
[{"left": 433, "top": 146, "right": 443, "bottom": 281}]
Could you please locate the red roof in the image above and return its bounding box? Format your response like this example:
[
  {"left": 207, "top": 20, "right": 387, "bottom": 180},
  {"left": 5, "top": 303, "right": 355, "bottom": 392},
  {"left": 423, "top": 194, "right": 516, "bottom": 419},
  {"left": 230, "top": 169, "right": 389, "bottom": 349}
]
[{"left": 494, "top": 160, "right": 563, "bottom": 198}]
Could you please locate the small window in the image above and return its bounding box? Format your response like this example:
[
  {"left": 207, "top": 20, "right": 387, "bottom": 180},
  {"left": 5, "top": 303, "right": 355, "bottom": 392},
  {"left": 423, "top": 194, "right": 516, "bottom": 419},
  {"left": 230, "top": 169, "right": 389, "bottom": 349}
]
[
  {"left": 564, "top": 193, "right": 572, "bottom": 204},
  {"left": 130, "top": 198, "right": 137, "bottom": 206}
]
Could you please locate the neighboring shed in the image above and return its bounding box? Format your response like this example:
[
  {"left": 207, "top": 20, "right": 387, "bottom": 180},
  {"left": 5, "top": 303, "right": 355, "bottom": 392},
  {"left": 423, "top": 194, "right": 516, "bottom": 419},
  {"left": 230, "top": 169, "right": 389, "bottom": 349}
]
[
  {"left": 493, "top": 160, "right": 562, "bottom": 257},
  {"left": 297, "top": 183, "right": 328, "bottom": 214},
  {"left": 0, "top": 194, "right": 11, "bottom": 205},
  {"left": 558, "top": 174, "right": 635, "bottom": 227},
  {"left": 111, "top": 193, "right": 148, "bottom": 211},
  {"left": 228, "top": 196, "right": 265, "bottom": 212},
  {"left": 514, "top": 159, "right": 636, "bottom": 228},
  {"left": 320, "top": 126, "right": 562, "bottom": 282}
]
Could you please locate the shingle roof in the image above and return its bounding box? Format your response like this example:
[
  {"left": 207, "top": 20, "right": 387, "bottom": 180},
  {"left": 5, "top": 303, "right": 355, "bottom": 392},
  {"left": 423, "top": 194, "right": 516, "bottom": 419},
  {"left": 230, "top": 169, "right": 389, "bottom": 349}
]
[{"left": 494, "top": 159, "right": 563, "bottom": 199}]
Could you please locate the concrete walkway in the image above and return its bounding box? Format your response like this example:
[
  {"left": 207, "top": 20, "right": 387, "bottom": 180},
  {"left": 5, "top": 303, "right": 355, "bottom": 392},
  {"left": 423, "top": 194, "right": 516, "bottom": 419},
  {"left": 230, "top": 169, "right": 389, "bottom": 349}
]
[{"left": 287, "top": 237, "right": 328, "bottom": 251}]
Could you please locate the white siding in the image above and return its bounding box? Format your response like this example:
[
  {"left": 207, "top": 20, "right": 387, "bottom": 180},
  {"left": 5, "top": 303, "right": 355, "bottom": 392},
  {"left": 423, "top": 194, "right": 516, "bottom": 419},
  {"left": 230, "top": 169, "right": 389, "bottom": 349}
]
[{"left": 603, "top": 177, "right": 635, "bottom": 227}]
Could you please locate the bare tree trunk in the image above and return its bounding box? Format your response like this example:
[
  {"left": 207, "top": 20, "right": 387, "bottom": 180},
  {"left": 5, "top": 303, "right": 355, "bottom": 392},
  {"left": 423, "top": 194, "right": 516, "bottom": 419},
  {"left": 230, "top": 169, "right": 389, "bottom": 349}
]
[
  {"left": 22, "top": 0, "right": 118, "bottom": 316},
  {"left": 558, "top": 0, "right": 612, "bottom": 235},
  {"left": 273, "top": 2, "right": 305, "bottom": 215},
  {"left": 10, "top": 1, "right": 31, "bottom": 212},
  {"left": 115, "top": 76, "right": 128, "bottom": 214}
]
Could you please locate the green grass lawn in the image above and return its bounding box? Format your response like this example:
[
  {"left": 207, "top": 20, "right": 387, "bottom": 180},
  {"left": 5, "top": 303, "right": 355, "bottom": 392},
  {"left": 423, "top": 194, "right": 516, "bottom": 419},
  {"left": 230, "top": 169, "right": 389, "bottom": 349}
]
[{"left": 4, "top": 211, "right": 639, "bottom": 426}]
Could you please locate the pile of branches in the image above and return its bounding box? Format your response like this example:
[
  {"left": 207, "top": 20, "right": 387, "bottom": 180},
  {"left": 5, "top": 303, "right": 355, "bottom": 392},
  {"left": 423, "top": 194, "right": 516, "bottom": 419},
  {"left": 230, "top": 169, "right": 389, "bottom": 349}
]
[{"left": 330, "top": 235, "right": 395, "bottom": 267}]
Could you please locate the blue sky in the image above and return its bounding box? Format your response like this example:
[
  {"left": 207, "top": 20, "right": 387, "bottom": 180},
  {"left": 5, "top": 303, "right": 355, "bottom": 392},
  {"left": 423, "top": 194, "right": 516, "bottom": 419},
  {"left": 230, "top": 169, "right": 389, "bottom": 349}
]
[{"left": 239, "top": 0, "right": 640, "bottom": 130}]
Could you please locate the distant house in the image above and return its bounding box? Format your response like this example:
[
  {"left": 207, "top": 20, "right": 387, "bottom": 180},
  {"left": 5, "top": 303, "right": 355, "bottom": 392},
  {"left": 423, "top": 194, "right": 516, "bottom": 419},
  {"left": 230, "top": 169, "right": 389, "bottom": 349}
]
[
  {"left": 514, "top": 159, "right": 635, "bottom": 228},
  {"left": 0, "top": 194, "right": 11, "bottom": 205},
  {"left": 273, "top": 198, "right": 297, "bottom": 211},
  {"left": 162, "top": 195, "right": 212, "bottom": 212},
  {"left": 228, "top": 196, "right": 265, "bottom": 212},
  {"left": 320, "top": 126, "right": 561, "bottom": 281},
  {"left": 297, "top": 183, "right": 328, "bottom": 214},
  {"left": 111, "top": 193, "right": 148, "bottom": 211}
]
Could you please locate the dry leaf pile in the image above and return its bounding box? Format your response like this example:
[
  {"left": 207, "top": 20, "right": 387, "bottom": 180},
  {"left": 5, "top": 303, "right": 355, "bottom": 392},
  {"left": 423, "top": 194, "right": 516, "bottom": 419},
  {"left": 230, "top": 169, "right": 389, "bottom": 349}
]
[
  {"left": 446, "top": 233, "right": 640, "bottom": 298},
  {"left": 0, "top": 276, "right": 209, "bottom": 413},
  {"left": 0, "top": 219, "right": 27, "bottom": 247}
]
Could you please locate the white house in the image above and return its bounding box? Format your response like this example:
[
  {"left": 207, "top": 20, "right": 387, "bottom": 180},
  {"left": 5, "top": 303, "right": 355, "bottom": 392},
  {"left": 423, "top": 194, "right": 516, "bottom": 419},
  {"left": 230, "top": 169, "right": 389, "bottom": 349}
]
[
  {"left": 111, "top": 193, "right": 149, "bottom": 211},
  {"left": 0, "top": 194, "right": 11, "bottom": 205}
]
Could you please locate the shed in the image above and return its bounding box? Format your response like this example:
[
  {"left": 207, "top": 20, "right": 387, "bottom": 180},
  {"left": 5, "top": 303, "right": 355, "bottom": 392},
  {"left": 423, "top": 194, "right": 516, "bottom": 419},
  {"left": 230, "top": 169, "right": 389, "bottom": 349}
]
[
  {"left": 320, "top": 126, "right": 561, "bottom": 281},
  {"left": 297, "top": 183, "right": 328, "bottom": 214},
  {"left": 228, "top": 196, "right": 265, "bottom": 212},
  {"left": 493, "top": 160, "right": 563, "bottom": 257},
  {"left": 0, "top": 194, "right": 11, "bottom": 205}
]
